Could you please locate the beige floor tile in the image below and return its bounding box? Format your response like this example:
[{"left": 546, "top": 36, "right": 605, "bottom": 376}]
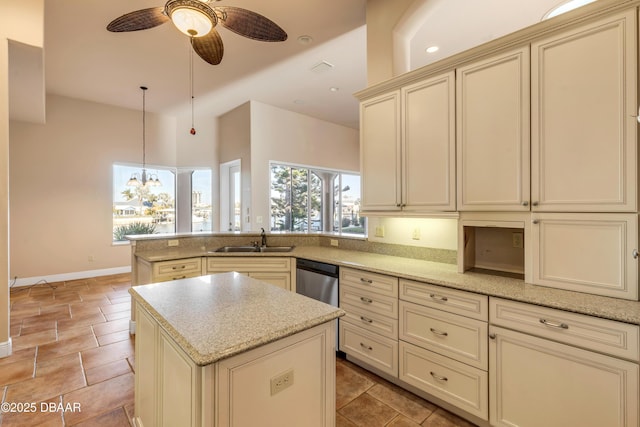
[
  {"left": 336, "top": 358, "right": 375, "bottom": 409},
  {"left": 5, "top": 353, "right": 86, "bottom": 403},
  {"left": 0, "top": 358, "right": 34, "bottom": 387},
  {"left": 99, "top": 302, "right": 130, "bottom": 314},
  {"left": 80, "top": 339, "right": 134, "bottom": 370},
  {"left": 0, "top": 347, "right": 36, "bottom": 367},
  {"left": 57, "top": 312, "right": 106, "bottom": 331},
  {"left": 62, "top": 373, "right": 134, "bottom": 425},
  {"left": 367, "top": 382, "right": 436, "bottom": 423},
  {"left": 11, "top": 329, "right": 58, "bottom": 351},
  {"left": 421, "top": 409, "right": 477, "bottom": 427},
  {"left": 339, "top": 393, "right": 399, "bottom": 427},
  {"left": 67, "top": 406, "right": 132, "bottom": 426},
  {"left": 96, "top": 330, "right": 131, "bottom": 346},
  {"left": 37, "top": 334, "right": 99, "bottom": 362},
  {"left": 57, "top": 325, "right": 94, "bottom": 341},
  {"left": 84, "top": 359, "right": 132, "bottom": 385},
  {"left": 92, "top": 318, "right": 129, "bottom": 337}
]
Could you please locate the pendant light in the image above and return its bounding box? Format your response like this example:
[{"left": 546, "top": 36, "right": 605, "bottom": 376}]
[
  {"left": 127, "top": 86, "right": 162, "bottom": 187},
  {"left": 189, "top": 39, "right": 197, "bottom": 135}
]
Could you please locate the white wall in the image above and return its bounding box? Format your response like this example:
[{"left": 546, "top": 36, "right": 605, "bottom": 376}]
[
  {"left": 249, "top": 101, "right": 360, "bottom": 231},
  {"left": 9, "top": 95, "right": 177, "bottom": 279}
]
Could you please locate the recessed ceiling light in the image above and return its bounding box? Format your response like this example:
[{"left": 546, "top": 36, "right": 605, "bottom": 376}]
[
  {"left": 426, "top": 46, "right": 439, "bottom": 54},
  {"left": 330, "top": 87, "right": 339, "bottom": 92},
  {"left": 543, "top": 0, "right": 597, "bottom": 20},
  {"left": 297, "top": 35, "right": 313, "bottom": 45},
  {"left": 293, "top": 99, "right": 305, "bottom": 105}
]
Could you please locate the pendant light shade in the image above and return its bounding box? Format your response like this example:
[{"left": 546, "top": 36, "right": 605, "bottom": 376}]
[{"left": 166, "top": 0, "right": 216, "bottom": 37}]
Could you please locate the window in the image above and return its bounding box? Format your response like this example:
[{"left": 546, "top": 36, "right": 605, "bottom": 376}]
[
  {"left": 112, "top": 164, "right": 176, "bottom": 241},
  {"left": 191, "top": 169, "right": 213, "bottom": 232},
  {"left": 269, "top": 163, "right": 364, "bottom": 235}
]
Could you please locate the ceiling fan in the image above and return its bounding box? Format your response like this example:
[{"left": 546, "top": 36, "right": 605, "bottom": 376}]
[{"left": 106, "top": 0, "right": 288, "bottom": 65}]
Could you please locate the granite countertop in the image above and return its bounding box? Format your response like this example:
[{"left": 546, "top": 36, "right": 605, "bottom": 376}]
[
  {"left": 129, "top": 272, "right": 345, "bottom": 366},
  {"left": 134, "top": 246, "right": 640, "bottom": 326}
]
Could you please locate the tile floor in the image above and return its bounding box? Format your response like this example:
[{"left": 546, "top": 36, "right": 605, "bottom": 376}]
[{"left": 2, "top": 273, "right": 475, "bottom": 427}]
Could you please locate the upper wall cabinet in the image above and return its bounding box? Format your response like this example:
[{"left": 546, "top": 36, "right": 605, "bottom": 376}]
[
  {"left": 531, "top": 9, "right": 637, "bottom": 212},
  {"left": 360, "top": 72, "right": 456, "bottom": 213},
  {"left": 360, "top": 90, "right": 402, "bottom": 212},
  {"left": 456, "top": 47, "right": 531, "bottom": 211}
]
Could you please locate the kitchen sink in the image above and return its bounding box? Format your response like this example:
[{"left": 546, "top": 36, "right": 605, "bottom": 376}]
[
  {"left": 259, "top": 246, "right": 295, "bottom": 252},
  {"left": 212, "top": 245, "right": 295, "bottom": 253},
  {"left": 213, "top": 246, "right": 260, "bottom": 253}
]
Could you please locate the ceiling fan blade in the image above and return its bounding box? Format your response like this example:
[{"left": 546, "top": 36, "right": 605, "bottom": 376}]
[
  {"left": 191, "top": 29, "right": 224, "bottom": 65},
  {"left": 107, "top": 7, "right": 169, "bottom": 32},
  {"left": 214, "top": 6, "right": 287, "bottom": 42}
]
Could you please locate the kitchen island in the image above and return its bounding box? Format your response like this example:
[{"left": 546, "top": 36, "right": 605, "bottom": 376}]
[{"left": 129, "top": 272, "right": 344, "bottom": 427}]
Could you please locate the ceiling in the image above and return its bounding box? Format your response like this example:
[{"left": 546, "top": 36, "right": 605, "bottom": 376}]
[{"left": 11, "top": 0, "right": 585, "bottom": 129}]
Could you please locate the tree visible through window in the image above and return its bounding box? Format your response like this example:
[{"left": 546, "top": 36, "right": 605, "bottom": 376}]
[{"left": 270, "top": 163, "right": 364, "bottom": 235}]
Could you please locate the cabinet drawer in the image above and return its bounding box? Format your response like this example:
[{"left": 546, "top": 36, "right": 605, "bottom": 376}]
[
  {"left": 400, "top": 301, "right": 488, "bottom": 370},
  {"left": 153, "top": 258, "right": 202, "bottom": 281},
  {"left": 400, "top": 279, "right": 488, "bottom": 321},
  {"left": 340, "top": 321, "right": 398, "bottom": 377},
  {"left": 341, "top": 302, "right": 398, "bottom": 340},
  {"left": 399, "top": 341, "right": 488, "bottom": 420},
  {"left": 340, "top": 267, "right": 398, "bottom": 297},
  {"left": 340, "top": 284, "right": 398, "bottom": 319},
  {"left": 206, "top": 257, "right": 291, "bottom": 273},
  {"left": 490, "top": 298, "right": 640, "bottom": 361}
]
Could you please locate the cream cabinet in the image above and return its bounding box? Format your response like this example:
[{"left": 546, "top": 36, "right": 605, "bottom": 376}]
[
  {"left": 399, "top": 280, "right": 489, "bottom": 421},
  {"left": 456, "top": 47, "right": 530, "bottom": 211},
  {"left": 339, "top": 268, "right": 399, "bottom": 376},
  {"left": 136, "top": 257, "right": 204, "bottom": 285},
  {"left": 134, "top": 303, "right": 337, "bottom": 427},
  {"left": 531, "top": 9, "right": 637, "bottom": 212},
  {"left": 530, "top": 213, "right": 638, "bottom": 300},
  {"left": 360, "top": 72, "right": 456, "bottom": 213},
  {"left": 490, "top": 298, "right": 639, "bottom": 427},
  {"left": 205, "top": 256, "right": 293, "bottom": 290}
]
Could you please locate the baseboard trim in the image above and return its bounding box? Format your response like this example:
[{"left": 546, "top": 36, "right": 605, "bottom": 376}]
[
  {"left": 12, "top": 266, "right": 132, "bottom": 288},
  {"left": 0, "top": 338, "right": 12, "bottom": 358}
]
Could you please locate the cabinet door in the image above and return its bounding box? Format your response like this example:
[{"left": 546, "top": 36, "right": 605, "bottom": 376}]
[
  {"left": 456, "top": 47, "right": 530, "bottom": 211},
  {"left": 530, "top": 213, "right": 638, "bottom": 300},
  {"left": 360, "top": 91, "right": 402, "bottom": 211},
  {"left": 490, "top": 325, "right": 639, "bottom": 427},
  {"left": 531, "top": 10, "right": 637, "bottom": 212},
  {"left": 248, "top": 272, "right": 290, "bottom": 290},
  {"left": 401, "top": 72, "right": 456, "bottom": 211}
]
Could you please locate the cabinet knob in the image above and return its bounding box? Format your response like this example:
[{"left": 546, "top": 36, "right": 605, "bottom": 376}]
[
  {"left": 532, "top": 219, "right": 540, "bottom": 225},
  {"left": 633, "top": 249, "right": 639, "bottom": 259},
  {"left": 532, "top": 201, "right": 539, "bottom": 206},
  {"left": 522, "top": 201, "right": 529, "bottom": 206},
  {"left": 489, "top": 333, "right": 497, "bottom": 340}
]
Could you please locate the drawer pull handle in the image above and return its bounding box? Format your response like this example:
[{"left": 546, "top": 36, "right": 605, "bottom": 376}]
[
  {"left": 360, "top": 343, "right": 373, "bottom": 351},
  {"left": 429, "top": 294, "right": 448, "bottom": 302},
  {"left": 430, "top": 328, "right": 448, "bottom": 337},
  {"left": 171, "top": 265, "right": 186, "bottom": 270},
  {"left": 172, "top": 276, "right": 187, "bottom": 280},
  {"left": 360, "top": 297, "right": 373, "bottom": 304},
  {"left": 360, "top": 278, "right": 373, "bottom": 284},
  {"left": 360, "top": 316, "right": 373, "bottom": 324},
  {"left": 539, "top": 319, "right": 569, "bottom": 329},
  {"left": 430, "top": 372, "right": 448, "bottom": 382}
]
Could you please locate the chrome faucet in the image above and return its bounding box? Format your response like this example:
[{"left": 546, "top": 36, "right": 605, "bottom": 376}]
[{"left": 261, "top": 228, "right": 267, "bottom": 247}]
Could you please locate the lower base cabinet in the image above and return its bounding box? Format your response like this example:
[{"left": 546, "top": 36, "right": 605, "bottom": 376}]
[
  {"left": 490, "top": 325, "right": 639, "bottom": 427},
  {"left": 399, "top": 341, "right": 489, "bottom": 420},
  {"left": 134, "top": 304, "right": 336, "bottom": 427}
]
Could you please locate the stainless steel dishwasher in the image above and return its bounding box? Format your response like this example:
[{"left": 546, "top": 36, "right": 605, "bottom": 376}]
[{"left": 295, "top": 258, "right": 342, "bottom": 354}]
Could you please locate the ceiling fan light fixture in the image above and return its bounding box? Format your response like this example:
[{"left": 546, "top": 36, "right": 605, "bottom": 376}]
[{"left": 166, "top": 0, "right": 217, "bottom": 37}]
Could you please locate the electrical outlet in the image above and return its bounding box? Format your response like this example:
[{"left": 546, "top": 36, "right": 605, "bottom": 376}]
[
  {"left": 270, "top": 369, "right": 294, "bottom": 396},
  {"left": 168, "top": 240, "right": 179, "bottom": 247},
  {"left": 88, "top": 255, "right": 95, "bottom": 262},
  {"left": 330, "top": 239, "right": 339, "bottom": 247},
  {"left": 512, "top": 232, "right": 524, "bottom": 248},
  {"left": 412, "top": 228, "right": 421, "bottom": 240},
  {"left": 375, "top": 226, "right": 385, "bottom": 237}
]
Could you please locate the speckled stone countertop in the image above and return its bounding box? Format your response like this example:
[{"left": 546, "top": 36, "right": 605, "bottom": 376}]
[
  {"left": 134, "top": 246, "right": 640, "bottom": 326},
  {"left": 129, "top": 272, "right": 345, "bottom": 366}
]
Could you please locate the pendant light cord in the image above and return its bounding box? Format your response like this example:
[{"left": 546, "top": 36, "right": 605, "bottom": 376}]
[
  {"left": 189, "top": 39, "right": 196, "bottom": 135},
  {"left": 141, "top": 86, "right": 147, "bottom": 169}
]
